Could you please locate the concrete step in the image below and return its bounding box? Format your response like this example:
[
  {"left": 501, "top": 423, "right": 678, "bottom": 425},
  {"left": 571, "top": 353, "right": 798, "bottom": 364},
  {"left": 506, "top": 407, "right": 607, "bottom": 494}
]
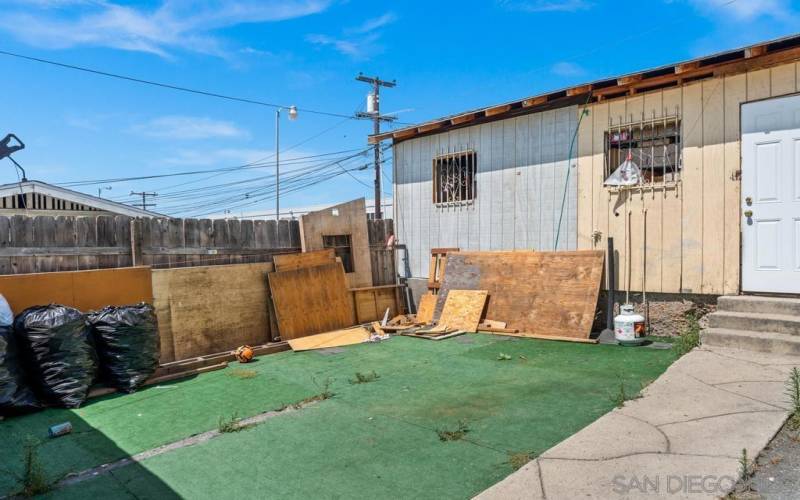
[
  {"left": 707, "top": 311, "right": 800, "bottom": 335},
  {"left": 718, "top": 295, "right": 800, "bottom": 316},
  {"left": 701, "top": 328, "right": 800, "bottom": 355}
]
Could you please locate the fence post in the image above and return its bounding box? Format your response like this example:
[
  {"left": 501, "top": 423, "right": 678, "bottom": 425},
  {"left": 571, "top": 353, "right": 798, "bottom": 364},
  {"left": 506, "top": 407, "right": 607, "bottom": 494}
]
[{"left": 130, "top": 218, "right": 142, "bottom": 267}]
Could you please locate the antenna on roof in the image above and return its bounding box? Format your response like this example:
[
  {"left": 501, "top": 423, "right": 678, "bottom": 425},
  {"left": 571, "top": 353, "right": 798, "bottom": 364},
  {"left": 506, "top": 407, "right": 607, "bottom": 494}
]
[{"left": 0, "top": 133, "right": 27, "bottom": 181}]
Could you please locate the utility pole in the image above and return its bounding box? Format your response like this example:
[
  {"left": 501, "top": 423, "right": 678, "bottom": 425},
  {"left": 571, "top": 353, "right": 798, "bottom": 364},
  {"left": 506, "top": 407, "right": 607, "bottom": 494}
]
[
  {"left": 130, "top": 191, "right": 158, "bottom": 210},
  {"left": 355, "top": 73, "right": 396, "bottom": 220}
]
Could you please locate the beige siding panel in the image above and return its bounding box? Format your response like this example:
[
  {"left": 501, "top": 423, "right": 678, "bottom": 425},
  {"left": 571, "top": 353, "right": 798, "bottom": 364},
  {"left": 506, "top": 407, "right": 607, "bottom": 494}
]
[
  {"left": 723, "top": 73, "right": 747, "bottom": 294},
  {"left": 591, "top": 102, "right": 609, "bottom": 258},
  {"left": 625, "top": 95, "right": 645, "bottom": 295},
  {"left": 643, "top": 90, "right": 664, "bottom": 292},
  {"left": 770, "top": 63, "right": 796, "bottom": 97},
  {"left": 607, "top": 100, "right": 628, "bottom": 292},
  {"left": 701, "top": 78, "right": 725, "bottom": 294},
  {"left": 747, "top": 68, "right": 771, "bottom": 101},
  {"left": 577, "top": 105, "right": 594, "bottom": 249},
  {"left": 681, "top": 82, "right": 704, "bottom": 293},
  {"left": 661, "top": 87, "right": 683, "bottom": 293}
]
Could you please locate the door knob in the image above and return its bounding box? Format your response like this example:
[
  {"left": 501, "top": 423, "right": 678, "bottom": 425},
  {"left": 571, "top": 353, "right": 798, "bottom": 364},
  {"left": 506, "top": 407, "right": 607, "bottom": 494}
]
[
  {"left": 745, "top": 196, "right": 752, "bottom": 205},
  {"left": 744, "top": 210, "right": 753, "bottom": 218}
]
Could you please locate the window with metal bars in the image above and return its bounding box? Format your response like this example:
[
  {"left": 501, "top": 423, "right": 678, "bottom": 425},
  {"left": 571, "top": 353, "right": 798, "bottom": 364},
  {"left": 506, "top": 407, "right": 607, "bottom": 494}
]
[
  {"left": 322, "top": 234, "right": 354, "bottom": 273},
  {"left": 605, "top": 115, "right": 682, "bottom": 186},
  {"left": 432, "top": 150, "right": 477, "bottom": 205}
]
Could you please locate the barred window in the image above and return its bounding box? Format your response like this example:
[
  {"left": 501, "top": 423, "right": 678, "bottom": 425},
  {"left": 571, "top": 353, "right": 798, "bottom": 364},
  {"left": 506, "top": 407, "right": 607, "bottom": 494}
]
[
  {"left": 323, "top": 234, "right": 354, "bottom": 273},
  {"left": 605, "top": 115, "right": 682, "bottom": 186},
  {"left": 432, "top": 150, "right": 477, "bottom": 205}
]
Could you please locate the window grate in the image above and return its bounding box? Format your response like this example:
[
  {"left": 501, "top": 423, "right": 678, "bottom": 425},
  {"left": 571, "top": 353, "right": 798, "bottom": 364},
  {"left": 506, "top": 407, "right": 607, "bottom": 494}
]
[
  {"left": 322, "top": 234, "right": 354, "bottom": 273},
  {"left": 432, "top": 150, "right": 477, "bottom": 205},
  {"left": 604, "top": 112, "right": 682, "bottom": 187}
]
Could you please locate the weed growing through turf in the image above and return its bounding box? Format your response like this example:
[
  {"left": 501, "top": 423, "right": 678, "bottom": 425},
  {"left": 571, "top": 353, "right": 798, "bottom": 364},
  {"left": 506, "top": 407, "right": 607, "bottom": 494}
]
[
  {"left": 609, "top": 376, "right": 641, "bottom": 408},
  {"left": 18, "top": 439, "right": 51, "bottom": 497},
  {"left": 282, "top": 378, "right": 336, "bottom": 410},
  {"left": 437, "top": 420, "right": 470, "bottom": 442},
  {"left": 507, "top": 452, "right": 534, "bottom": 470},
  {"left": 497, "top": 353, "right": 512, "bottom": 361},
  {"left": 227, "top": 369, "right": 258, "bottom": 380},
  {"left": 218, "top": 413, "right": 248, "bottom": 433},
  {"left": 786, "top": 367, "right": 800, "bottom": 430},
  {"left": 675, "top": 313, "right": 701, "bottom": 356},
  {"left": 350, "top": 371, "right": 380, "bottom": 384}
]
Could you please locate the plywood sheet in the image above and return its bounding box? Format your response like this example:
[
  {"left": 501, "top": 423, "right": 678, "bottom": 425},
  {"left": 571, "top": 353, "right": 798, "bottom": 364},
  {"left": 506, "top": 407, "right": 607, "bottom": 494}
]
[
  {"left": 152, "top": 263, "right": 273, "bottom": 362},
  {"left": 268, "top": 262, "right": 355, "bottom": 340},
  {"left": 437, "top": 290, "right": 487, "bottom": 332},
  {"left": 352, "top": 285, "right": 402, "bottom": 324},
  {"left": 0, "top": 266, "right": 152, "bottom": 314},
  {"left": 287, "top": 327, "right": 370, "bottom": 351},
  {"left": 273, "top": 249, "right": 335, "bottom": 272},
  {"left": 435, "top": 251, "right": 603, "bottom": 340},
  {"left": 415, "top": 293, "right": 437, "bottom": 324}
]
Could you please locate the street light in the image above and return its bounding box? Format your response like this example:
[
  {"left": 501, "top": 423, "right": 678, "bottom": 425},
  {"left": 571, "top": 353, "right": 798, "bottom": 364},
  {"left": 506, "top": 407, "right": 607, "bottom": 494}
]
[{"left": 276, "top": 105, "right": 298, "bottom": 222}]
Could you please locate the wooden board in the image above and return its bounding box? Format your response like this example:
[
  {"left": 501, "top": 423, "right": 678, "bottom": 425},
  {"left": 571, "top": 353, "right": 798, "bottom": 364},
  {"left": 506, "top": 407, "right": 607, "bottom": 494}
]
[
  {"left": 437, "top": 290, "right": 488, "bottom": 332},
  {"left": 435, "top": 251, "right": 604, "bottom": 340},
  {"left": 415, "top": 293, "right": 437, "bottom": 324},
  {"left": 152, "top": 263, "right": 273, "bottom": 363},
  {"left": 273, "top": 249, "right": 335, "bottom": 272},
  {"left": 351, "top": 285, "right": 403, "bottom": 324},
  {"left": 268, "top": 262, "right": 355, "bottom": 340},
  {"left": 287, "top": 327, "right": 370, "bottom": 352},
  {"left": 0, "top": 266, "right": 152, "bottom": 314}
]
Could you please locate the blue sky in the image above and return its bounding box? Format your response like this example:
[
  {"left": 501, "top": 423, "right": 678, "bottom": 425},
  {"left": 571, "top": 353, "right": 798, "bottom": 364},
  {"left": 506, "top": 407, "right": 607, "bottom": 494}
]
[{"left": 0, "top": 0, "right": 796, "bottom": 217}]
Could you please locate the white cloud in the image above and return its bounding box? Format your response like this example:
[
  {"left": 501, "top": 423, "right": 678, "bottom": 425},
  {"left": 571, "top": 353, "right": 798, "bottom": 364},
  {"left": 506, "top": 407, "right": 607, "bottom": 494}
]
[
  {"left": 307, "top": 11, "right": 396, "bottom": 60},
  {"left": 681, "top": 0, "right": 795, "bottom": 19},
  {"left": 497, "top": 0, "right": 592, "bottom": 12},
  {"left": 0, "top": 1, "right": 332, "bottom": 58},
  {"left": 551, "top": 61, "right": 586, "bottom": 77},
  {"left": 132, "top": 116, "right": 249, "bottom": 140}
]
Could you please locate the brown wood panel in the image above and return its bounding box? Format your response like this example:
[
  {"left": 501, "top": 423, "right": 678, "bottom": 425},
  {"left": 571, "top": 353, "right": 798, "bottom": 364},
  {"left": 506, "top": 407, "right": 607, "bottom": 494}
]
[
  {"left": 268, "top": 262, "right": 355, "bottom": 340},
  {"left": 352, "top": 285, "right": 402, "bottom": 323},
  {"left": 416, "top": 293, "right": 437, "bottom": 323},
  {"left": 437, "top": 289, "right": 487, "bottom": 332},
  {"left": 0, "top": 266, "right": 152, "bottom": 314},
  {"left": 435, "top": 251, "right": 603, "bottom": 340},
  {"left": 273, "top": 249, "right": 335, "bottom": 272},
  {"left": 152, "top": 263, "right": 273, "bottom": 362}
]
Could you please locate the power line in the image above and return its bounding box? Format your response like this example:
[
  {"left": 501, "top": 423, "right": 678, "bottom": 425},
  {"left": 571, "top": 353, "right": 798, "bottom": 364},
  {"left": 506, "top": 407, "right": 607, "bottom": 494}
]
[{"left": 0, "top": 49, "right": 361, "bottom": 120}]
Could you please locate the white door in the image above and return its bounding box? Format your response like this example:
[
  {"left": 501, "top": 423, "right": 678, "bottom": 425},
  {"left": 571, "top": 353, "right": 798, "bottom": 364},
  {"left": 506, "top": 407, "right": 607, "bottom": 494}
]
[{"left": 741, "top": 94, "right": 800, "bottom": 293}]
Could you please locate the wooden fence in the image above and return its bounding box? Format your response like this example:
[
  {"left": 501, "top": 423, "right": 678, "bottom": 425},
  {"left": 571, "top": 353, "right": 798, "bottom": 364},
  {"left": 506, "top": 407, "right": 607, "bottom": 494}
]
[{"left": 0, "top": 214, "right": 396, "bottom": 285}]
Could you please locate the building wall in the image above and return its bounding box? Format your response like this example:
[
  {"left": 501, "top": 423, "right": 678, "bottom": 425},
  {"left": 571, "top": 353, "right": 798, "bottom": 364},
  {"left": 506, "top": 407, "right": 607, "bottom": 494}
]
[
  {"left": 394, "top": 105, "right": 579, "bottom": 280},
  {"left": 299, "top": 198, "right": 373, "bottom": 288},
  {"left": 576, "top": 61, "right": 800, "bottom": 296}
]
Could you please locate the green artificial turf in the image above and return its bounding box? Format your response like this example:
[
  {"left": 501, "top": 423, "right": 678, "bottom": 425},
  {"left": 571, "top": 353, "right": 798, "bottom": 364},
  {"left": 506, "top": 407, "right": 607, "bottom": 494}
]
[{"left": 1, "top": 334, "right": 678, "bottom": 499}]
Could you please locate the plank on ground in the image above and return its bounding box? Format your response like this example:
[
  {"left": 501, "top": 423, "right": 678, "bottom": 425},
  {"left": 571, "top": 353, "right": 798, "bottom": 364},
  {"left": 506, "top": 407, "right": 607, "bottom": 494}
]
[
  {"left": 437, "top": 289, "right": 488, "bottom": 332},
  {"left": 268, "top": 262, "right": 355, "bottom": 340},
  {"left": 287, "top": 327, "right": 370, "bottom": 351},
  {"left": 272, "top": 249, "right": 335, "bottom": 272},
  {"left": 435, "top": 251, "right": 604, "bottom": 340}
]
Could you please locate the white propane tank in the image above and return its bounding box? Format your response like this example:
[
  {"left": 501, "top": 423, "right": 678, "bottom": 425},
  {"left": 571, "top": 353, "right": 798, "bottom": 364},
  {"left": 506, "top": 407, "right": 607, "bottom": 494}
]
[{"left": 614, "top": 304, "right": 646, "bottom": 346}]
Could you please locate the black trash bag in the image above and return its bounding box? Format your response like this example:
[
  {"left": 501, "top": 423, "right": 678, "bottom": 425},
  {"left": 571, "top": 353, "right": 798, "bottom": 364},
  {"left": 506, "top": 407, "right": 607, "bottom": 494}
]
[
  {"left": 0, "top": 325, "right": 41, "bottom": 416},
  {"left": 88, "top": 303, "right": 160, "bottom": 393},
  {"left": 14, "top": 305, "right": 97, "bottom": 408}
]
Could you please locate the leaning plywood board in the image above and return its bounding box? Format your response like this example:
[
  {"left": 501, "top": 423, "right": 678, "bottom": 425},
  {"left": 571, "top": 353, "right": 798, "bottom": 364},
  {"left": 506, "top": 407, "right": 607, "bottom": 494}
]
[
  {"left": 152, "top": 263, "right": 273, "bottom": 363},
  {"left": 435, "top": 251, "right": 604, "bottom": 340},
  {"left": 273, "top": 249, "right": 335, "bottom": 272},
  {"left": 288, "top": 327, "right": 370, "bottom": 351},
  {"left": 268, "top": 262, "right": 355, "bottom": 340},
  {"left": 415, "top": 293, "right": 437, "bottom": 324},
  {"left": 351, "top": 285, "right": 403, "bottom": 323},
  {"left": 0, "top": 266, "right": 152, "bottom": 314},
  {"left": 437, "top": 289, "right": 488, "bottom": 332}
]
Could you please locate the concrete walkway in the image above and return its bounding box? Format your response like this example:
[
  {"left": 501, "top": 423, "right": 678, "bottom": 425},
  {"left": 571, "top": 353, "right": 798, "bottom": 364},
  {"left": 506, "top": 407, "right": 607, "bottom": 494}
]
[{"left": 476, "top": 345, "right": 800, "bottom": 499}]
